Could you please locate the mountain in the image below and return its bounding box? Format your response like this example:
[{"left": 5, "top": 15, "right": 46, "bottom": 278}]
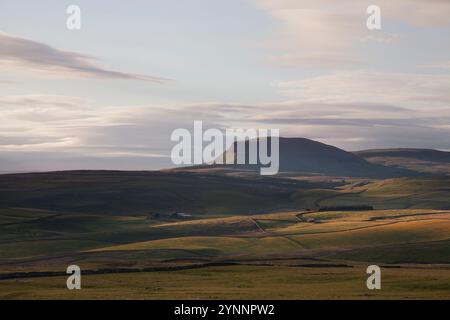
[
  {"left": 194, "top": 137, "right": 417, "bottom": 178},
  {"left": 356, "top": 148, "right": 450, "bottom": 175}
]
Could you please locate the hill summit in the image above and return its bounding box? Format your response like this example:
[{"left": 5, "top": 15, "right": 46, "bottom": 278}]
[{"left": 205, "top": 137, "right": 417, "bottom": 177}]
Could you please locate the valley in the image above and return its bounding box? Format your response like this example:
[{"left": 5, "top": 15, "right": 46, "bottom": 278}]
[
  {"left": 0, "top": 170, "right": 450, "bottom": 299},
  {"left": 1, "top": 139, "right": 450, "bottom": 299}
]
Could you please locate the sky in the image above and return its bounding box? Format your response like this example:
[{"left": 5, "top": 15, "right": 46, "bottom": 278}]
[{"left": 1, "top": 0, "right": 450, "bottom": 171}]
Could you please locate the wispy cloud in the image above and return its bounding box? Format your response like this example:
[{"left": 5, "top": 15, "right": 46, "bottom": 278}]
[
  {"left": 0, "top": 79, "right": 15, "bottom": 84},
  {"left": 1, "top": 94, "right": 450, "bottom": 171},
  {"left": 0, "top": 32, "right": 169, "bottom": 82},
  {"left": 276, "top": 70, "right": 450, "bottom": 108},
  {"left": 254, "top": 0, "right": 450, "bottom": 67},
  {"left": 423, "top": 61, "right": 450, "bottom": 70}
]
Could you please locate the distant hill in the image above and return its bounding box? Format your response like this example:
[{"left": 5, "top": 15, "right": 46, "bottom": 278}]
[
  {"left": 0, "top": 170, "right": 449, "bottom": 219},
  {"left": 0, "top": 170, "right": 327, "bottom": 216},
  {"left": 194, "top": 137, "right": 417, "bottom": 178},
  {"left": 356, "top": 148, "right": 450, "bottom": 162},
  {"left": 356, "top": 148, "right": 450, "bottom": 175}
]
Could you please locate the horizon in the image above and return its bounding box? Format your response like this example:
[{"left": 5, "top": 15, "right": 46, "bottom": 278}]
[{"left": 1, "top": 134, "right": 449, "bottom": 174}]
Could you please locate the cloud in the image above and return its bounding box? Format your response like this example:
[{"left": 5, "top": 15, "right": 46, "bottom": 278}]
[
  {"left": 2, "top": 57, "right": 450, "bottom": 169},
  {"left": 266, "top": 54, "right": 363, "bottom": 68},
  {"left": 0, "top": 32, "right": 168, "bottom": 82},
  {"left": 0, "top": 95, "right": 213, "bottom": 157},
  {"left": 253, "top": 0, "right": 450, "bottom": 67},
  {"left": 276, "top": 70, "right": 450, "bottom": 108},
  {"left": 1, "top": 94, "right": 449, "bottom": 172},
  {"left": 256, "top": 1, "right": 366, "bottom": 67},
  {"left": 256, "top": 0, "right": 450, "bottom": 26},
  {"left": 424, "top": 61, "right": 450, "bottom": 70},
  {"left": 210, "top": 101, "right": 450, "bottom": 151},
  {"left": 380, "top": 0, "right": 450, "bottom": 27}
]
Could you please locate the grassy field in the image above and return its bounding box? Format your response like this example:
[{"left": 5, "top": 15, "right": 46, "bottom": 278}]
[
  {"left": 312, "top": 178, "right": 450, "bottom": 210},
  {"left": 1, "top": 172, "right": 450, "bottom": 217},
  {"left": 1, "top": 207, "right": 450, "bottom": 299},
  {"left": 2, "top": 264, "right": 450, "bottom": 300},
  {"left": 1, "top": 172, "right": 450, "bottom": 299},
  {"left": 86, "top": 209, "right": 450, "bottom": 263}
]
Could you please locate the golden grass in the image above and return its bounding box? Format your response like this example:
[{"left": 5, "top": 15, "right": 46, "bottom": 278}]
[
  {"left": 92, "top": 209, "right": 450, "bottom": 258},
  {"left": 90, "top": 235, "right": 303, "bottom": 257},
  {"left": 2, "top": 264, "right": 450, "bottom": 300},
  {"left": 291, "top": 219, "right": 450, "bottom": 249}
]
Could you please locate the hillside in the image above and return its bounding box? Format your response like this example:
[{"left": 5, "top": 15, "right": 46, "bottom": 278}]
[
  {"left": 0, "top": 171, "right": 449, "bottom": 218},
  {"left": 1, "top": 170, "right": 450, "bottom": 299},
  {"left": 199, "top": 138, "right": 418, "bottom": 178},
  {"left": 356, "top": 148, "right": 450, "bottom": 175},
  {"left": 0, "top": 170, "right": 326, "bottom": 216},
  {"left": 2, "top": 208, "right": 450, "bottom": 299}
]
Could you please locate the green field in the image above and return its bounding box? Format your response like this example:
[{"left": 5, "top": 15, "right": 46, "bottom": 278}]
[
  {"left": 1, "top": 172, "right": 450, "bottom": 299},
  {"left": 3, "top": 265, "right": 450, "bottom": 300},
  {"left": 1, "top": 207, "right": 450, "bottom": 299}
]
